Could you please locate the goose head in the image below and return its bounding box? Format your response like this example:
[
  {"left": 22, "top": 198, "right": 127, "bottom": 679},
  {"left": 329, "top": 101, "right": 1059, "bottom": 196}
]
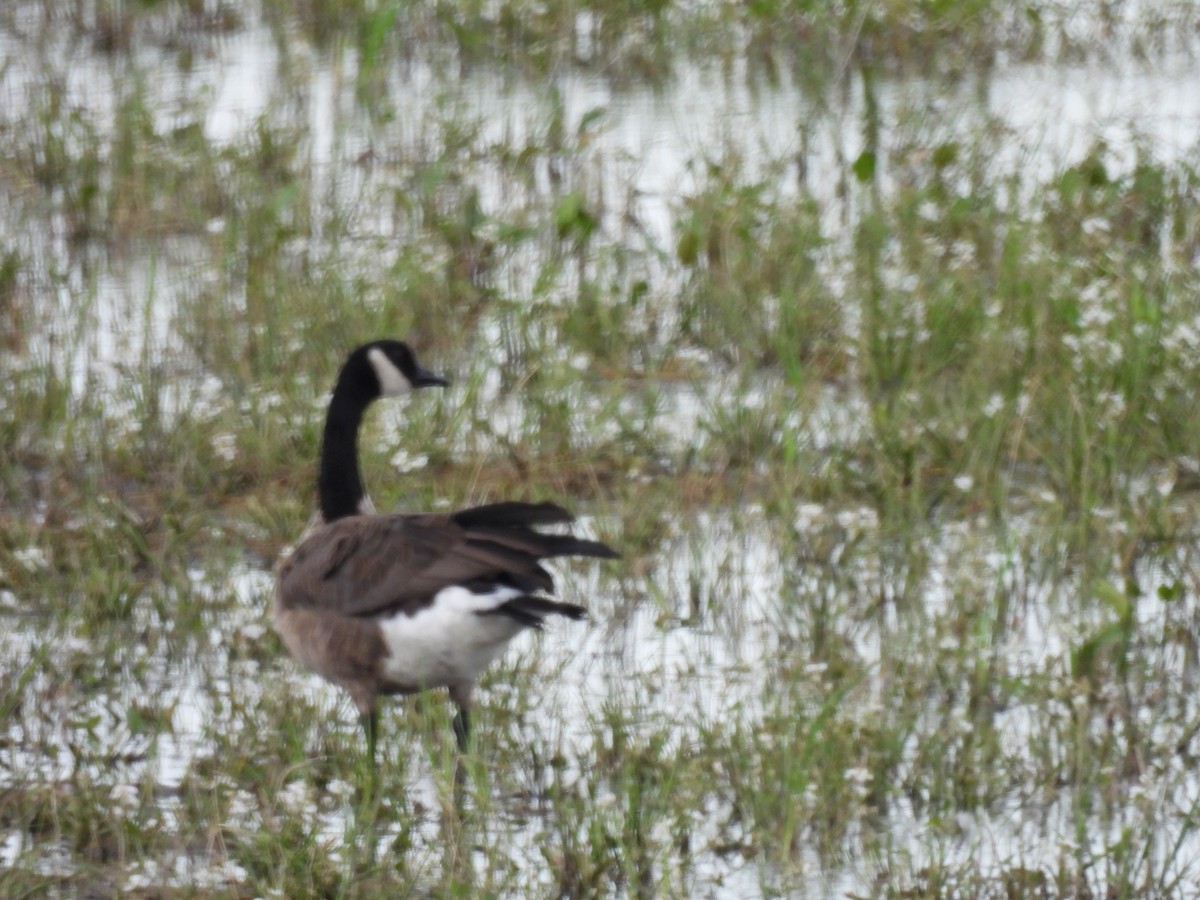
[
  {"left": 318, "top": 340, "right": 449, "bottom": 524},
  {"left": 339, "top": 339, "right": 451, "bottom": 401}
]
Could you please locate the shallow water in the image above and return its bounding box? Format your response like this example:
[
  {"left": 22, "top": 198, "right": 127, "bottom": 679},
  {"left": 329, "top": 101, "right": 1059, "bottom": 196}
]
[
  {"left": 4, "top": 5, "right": 1200, "bottom": 895},
  {"left": 5, "top": 15, "right": 1200, "bottom": 388},
  {"left": 5, "top": 503, "right": 1199, "bottom": 892}
]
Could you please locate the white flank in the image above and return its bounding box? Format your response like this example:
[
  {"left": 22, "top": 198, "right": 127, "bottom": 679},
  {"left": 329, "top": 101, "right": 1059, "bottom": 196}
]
[
  {"left": 367, "top": 347, "right": 411, "bottom": 397},
  {"left": 378, "top": 585, "right": 526, "bottom": 689}
]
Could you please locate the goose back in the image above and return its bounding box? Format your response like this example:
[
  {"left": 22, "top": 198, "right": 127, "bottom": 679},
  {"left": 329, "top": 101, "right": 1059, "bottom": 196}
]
[{"left": 277, "top": 501, "right": 616, "bottom": 623}]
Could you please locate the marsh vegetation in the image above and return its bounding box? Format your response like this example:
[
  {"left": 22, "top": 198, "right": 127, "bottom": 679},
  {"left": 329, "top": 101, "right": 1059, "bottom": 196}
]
[{"left": 4, "top": 0, "right": 1200, "bottom": 896}]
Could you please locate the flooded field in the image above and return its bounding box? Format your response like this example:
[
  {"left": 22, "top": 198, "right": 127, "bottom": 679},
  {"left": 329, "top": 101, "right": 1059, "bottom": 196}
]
[{"left": 4, "top": 1, "right": 1200, "bottom": 896}]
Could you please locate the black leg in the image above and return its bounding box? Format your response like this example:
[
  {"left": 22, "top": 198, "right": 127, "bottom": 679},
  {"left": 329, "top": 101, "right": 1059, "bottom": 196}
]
[
  {"left": 352, "top": 709, "right": 381, "bottom": 866},
  {"left": 447, "top": 684, "right": 474, "bottom": 757},
  {"left": 359, "top": 709, "right": 379, "bottom": 767},
  {"left": 452, "top": 706, "right": 470, "bottom": 753}
]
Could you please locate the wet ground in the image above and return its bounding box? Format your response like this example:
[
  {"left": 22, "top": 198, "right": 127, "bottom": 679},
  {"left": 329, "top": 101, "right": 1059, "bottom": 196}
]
[{"left": 4, "top": 3, "right": 1200, "bottom": 895}]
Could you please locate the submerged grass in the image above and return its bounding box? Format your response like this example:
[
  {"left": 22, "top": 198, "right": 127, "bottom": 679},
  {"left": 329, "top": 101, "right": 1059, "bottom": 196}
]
[{"left": 3, "top": 0, "right": 1200, "bottom": 896}]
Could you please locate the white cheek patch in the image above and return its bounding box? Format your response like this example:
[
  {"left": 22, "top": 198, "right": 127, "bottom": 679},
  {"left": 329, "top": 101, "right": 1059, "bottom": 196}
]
[{"left": 367, "top": 347, "right": 412, "bottom": 397}]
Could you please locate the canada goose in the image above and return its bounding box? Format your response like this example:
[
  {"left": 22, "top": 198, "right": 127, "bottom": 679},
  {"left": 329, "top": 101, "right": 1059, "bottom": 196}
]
[{"left": 273, "top": 340, "right": 617, "bottom": 761}]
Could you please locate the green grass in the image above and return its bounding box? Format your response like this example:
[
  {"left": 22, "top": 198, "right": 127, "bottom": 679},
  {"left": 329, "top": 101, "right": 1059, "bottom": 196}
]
[{"left": 3, "top": 1, "right": 1200, "bottom": 896}]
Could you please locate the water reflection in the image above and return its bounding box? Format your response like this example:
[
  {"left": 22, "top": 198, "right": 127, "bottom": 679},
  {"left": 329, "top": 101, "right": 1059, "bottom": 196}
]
[
  {"left": 4, "top": 17, "right": 1199, "bottom": 389},
  {"left": 3, "top": 6, "right": 1200, "bottom": 895}
]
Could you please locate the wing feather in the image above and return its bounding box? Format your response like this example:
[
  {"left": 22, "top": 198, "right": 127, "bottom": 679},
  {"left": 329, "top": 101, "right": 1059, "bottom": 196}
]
[{"left": 277, "top": 509, "right": 617, "bottom": 621}]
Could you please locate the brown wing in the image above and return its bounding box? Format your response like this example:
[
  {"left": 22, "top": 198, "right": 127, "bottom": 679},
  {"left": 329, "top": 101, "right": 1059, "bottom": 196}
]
[{"left": 276, "top": 505, "right": 616, "bottom": 620}]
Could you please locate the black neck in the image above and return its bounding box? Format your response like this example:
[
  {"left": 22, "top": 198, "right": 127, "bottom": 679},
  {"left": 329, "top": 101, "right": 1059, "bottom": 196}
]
[{"left": 318, "top": 386, "right": 371, "bottom": 522}]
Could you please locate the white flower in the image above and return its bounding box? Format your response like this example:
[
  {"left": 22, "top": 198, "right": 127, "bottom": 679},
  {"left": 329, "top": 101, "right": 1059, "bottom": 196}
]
[
  {"left": 390, "top": 448, "right": 429, "bottom": 472},
  {"left": 1097, "top": 391, "right": 1126, "bottom": 420},
  {"left": 211, "top": 433, "right": 238, "bottom": 462},
  {"left": 835, "top": 507, "right": 879, "bottom": 534},
  {"left": 110, "top": 783, "right": 140, "bottom": 813},
  {"left": 594, "top": 789, "right": 618, "bottom": 809},
  {"left": 257, "top": 392, "right": 283, "bottom": 410},
  {"left": 125, "top": 865, "right": 158, "bottom": 891},
  {"left": 1079, "top": 281, "right": 1108, "bottom": 307},
  {"left": 227, "top": 789, "right": 256, "bottom": 821},
  {"left": 845, "top": 765, "right": 872, "bottom": 784},
  {"left": 950, "top": 240, "right": 975, "bottom": 266},
  {"left": 844, "top": 766, "right": 873, "bottom": 798},
  {"left": 278, "top": 780, "right": 313, "bottom": 816},
  {"left": 1102, "top": 339, "right": 1123, "bottom": 366},
  {"left": 793, "top": 503, "right": 825, "bottom": 532},
  {"left": 237, "top": 623, "right": 266, "bottom": 642},
  {"left": 1156, "top": 470, "right": 1175, "bottom": 497},
  {"left": 13, "top": 546, "right": 48, "bottom": 572}
]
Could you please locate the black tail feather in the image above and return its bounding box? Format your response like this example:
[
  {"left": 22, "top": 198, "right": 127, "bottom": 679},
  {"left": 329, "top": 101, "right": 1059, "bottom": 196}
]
[
  {"left": 483, "top": 604, "right": 545, "bottom": 629},
  {"left": 537, "top": 534, "right": 621, "bottom": 560},
  {"left": 508, "top": 595, "right": 587, "bottom": 620},
  {"left": 480, "top": 595, "right": 588, "bottom": 629},
  {"left": 460, "top": 567, "right": 555, "bottom": 595},
  {"left": 465, "top": 528, "right": 619, "bottom": 561},
  {"left": 453, "top": 501, "right": 574, "bottom": 529},
  {"left": 459, "top": 538, "right": 556, "bottom": 591}
]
